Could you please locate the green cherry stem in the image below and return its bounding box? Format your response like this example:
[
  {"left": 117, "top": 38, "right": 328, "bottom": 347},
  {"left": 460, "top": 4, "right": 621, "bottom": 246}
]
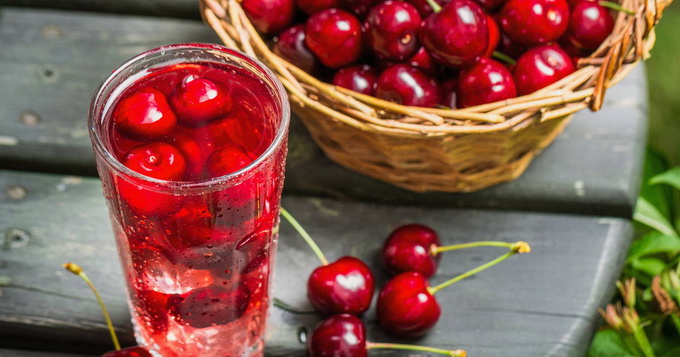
[
  {"left": 425, "top": 0, "right": 442, "bottom": 13},
  {"left": 63, "top": 262, "right": 121, "bottom": 351},
  {"left": 432, "top": 240, "right": 520, "bottom": 255},
  {"left": 492, "top": 51, "right": 517, "bottom": 66},
  {"left": 428, "top": 241, "right": 531, "bottom": 295},
  {"left": 367, "top": 342, "right": 466, "bottom": 356},
  {"left": 599, "top": 1, "right": 636, "bottom": 15},
  {"left": 280, "top": 207, "right": 329, "bottom": 266}
]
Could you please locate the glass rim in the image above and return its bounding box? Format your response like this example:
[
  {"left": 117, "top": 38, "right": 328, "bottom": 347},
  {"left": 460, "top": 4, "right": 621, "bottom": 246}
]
[{"left": 88, "top": 42, "right": 290, "bottom": 191}]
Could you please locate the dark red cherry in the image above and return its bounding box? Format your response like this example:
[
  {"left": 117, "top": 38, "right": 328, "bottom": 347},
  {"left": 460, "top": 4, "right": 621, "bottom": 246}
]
[
  {"left": 406, "top": 0, "right": 450, "bottom": 17},
  {"left": 170, "top": 75, "right": 232, "bottom": 125},
  {"left": 308, "top": 256, "right": 375, "bottom": 315},
  {"left": 308, "top": 314, "right": 367, "bottom": 357},
  {"left": 440, "top": 77, "right": 458, "bottom": 108},
  {"left": 296, "top": 0, "right": 341, "bottom": 15},
  {"left": 513, "top": 44, "right": 575, "bottom": 95},
  {"left": 484, "top": 15, "right": 501, "bottom": 58},
  {"left": 565, "top": 1, "right": 614, "bottom": 50},
  {"left": 364, "top": 1, "right": 422, "bottom": 61},
  {"left": 123, "top": 142, "right": 187, "bottom": 181},
  {"left": 134, "top": 289, "right": 170, "bottom": 334},
  {"left": 346, "top": 0, "right": 378, "bottom": 18},
  {"left": 382, "top": 224, "right": 441, "bottom": 278},
  {"left": 406, "top": 47, "right": 437, "bottom": 74},
  {"left": 500, "top": 0, "right": 570, "bottom": 46},
  {"left": 377, "top": 272, "right": 441, "bottom": 337},
  {"left": 274, "top": 24, "right": 321, "bottom": 74},
  {"left": 168, "top": 285, "right": 251, "bottom": 328},
  {"left": 375, "top": 64, "right": 442, "bottom": 107},
  {"left": 458, "top": 58, "right": 517, "bottom": 108},
  {"left": 206, "top": 143, "right": 255, "bottom": 177},
  {"left": 113, "top": 88, "right": 176, "bottom": 139},
  {"left": 421, "top": 0, "right": 489, "bottom": 69},
  {"left": 102, "top": 347, "right": 152, "bottom": 357},
  {"left": 305, "top": 9, "right": 363, "bottom": 69},
  {"left": 242, "top": 0, "right": 296, "bottom": 35},
  {"left": 476, "top": 0, "right": 508, "bottom": 10},
  {"left": 332, "top": 64, "right": 378, "bottom": 95},
  {"left": 497, "top": 32, "right": 528, "bottom": 60}
]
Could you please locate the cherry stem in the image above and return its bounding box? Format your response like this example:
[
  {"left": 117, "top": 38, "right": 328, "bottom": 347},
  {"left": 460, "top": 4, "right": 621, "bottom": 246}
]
[
  {"left": 425, "top": 0, "right": 442, "bottom": 13},
  {"left": 367, "top": 342, "right": 466, "bottom": 357},
  {"left": 63, "top": 262, "right": 121, "bottom": 351},
  {"left": 599, "top": 1, "right": 636, "bottom": 15},
  {"left": 432, "top": 240, "right": 518, "bottom": 255},
  {"left": 280, "top": 207, "right": 329, "bottom": 266},
  {"left": 492, "top": 51, "right": 517, "bottom": 66},
  {"left": 427, "top": 241, "right": 531, "bottom": 295}
]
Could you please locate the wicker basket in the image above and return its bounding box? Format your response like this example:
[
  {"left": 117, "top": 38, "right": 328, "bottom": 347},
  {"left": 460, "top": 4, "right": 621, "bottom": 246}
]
[{"left": 199, "top": 0, "right": 669, "bottom": 192}]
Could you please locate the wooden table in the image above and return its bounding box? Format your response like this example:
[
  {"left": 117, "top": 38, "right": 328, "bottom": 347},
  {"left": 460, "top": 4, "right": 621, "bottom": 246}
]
[{"left": 0, "top": 3, "right": 646, "bottom": 356}]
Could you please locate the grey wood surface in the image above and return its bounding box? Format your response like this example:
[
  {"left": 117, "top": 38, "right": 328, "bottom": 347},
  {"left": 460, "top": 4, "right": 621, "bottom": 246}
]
[
  {"left": 0, "top": 7, "right": 647, "bottom": 218},
  {"left": 0, "top": 349, "right": 90, "bottom": 357},
  {"left": 0, "top": 0, "right": 200, "bottom": 19},
  {"left": 0, "top": 169, "right": 632, "bottom": 356}
]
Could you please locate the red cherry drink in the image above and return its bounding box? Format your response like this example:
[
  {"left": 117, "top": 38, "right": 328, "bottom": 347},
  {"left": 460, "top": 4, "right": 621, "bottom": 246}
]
[{"left": 88, "top": 44, "right": 289, "bottom": 357}]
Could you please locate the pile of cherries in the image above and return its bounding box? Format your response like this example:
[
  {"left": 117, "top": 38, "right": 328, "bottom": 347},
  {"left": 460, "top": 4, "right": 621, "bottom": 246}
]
[
  {"left": 280, "top": 210, "right": 530, "bottom": 356},
  {"left": 243, "top": 0, "right": 623, "bottom": 109}
]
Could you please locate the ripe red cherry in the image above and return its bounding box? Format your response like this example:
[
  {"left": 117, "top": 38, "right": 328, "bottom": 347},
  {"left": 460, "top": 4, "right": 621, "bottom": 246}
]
[
  {"left": 123, "top": 142, "right": 187, "bottom": 181},
  {"left": 102, "top": 347, "right": 152, "bottom": 357},
  {"left": 406, "top": 0, "right": 450, "bottom": 17},
  {"left": 308, "top": 314, "right": 367, "bottom": 357},
  {"left": 513, "top": 44, "right": 575, "bottom": 95},
  {"left": 305, "top": 9, "right": 363, "bottom": 69},
  {"left": 364, "top": 1, "right": 422, "bottom": 61},
  {"left": 499, "top": 0, "right": 570, "bottom": 46},
  {"left": 406, "top": 47, "right": 437, "bottom": 74},
  {"left": 296, "top": 0, "right": 341, "bottom": 15},
  {"left": 242, "top": 0, "right": 295, "bottom": 35},
  {"left": 377, "top": 272, "right": 441, "bottom": 337},
  {"left": 332, "top": 64, "right": 378, "bottom": 95},
  {"left": 421, "top": 0, "right": 489, "bottom": 69},
  {"left": 440, "top": 77, "right": 458, "bottom": 108},
  {"left": 476, "top": 0, "right": 508, "bottom": 10},
  {"left": 497, "top": 32, "right": 528, "bottom": 60},
  {"left": 564, "top": 0, "right": 614, "bottom": 50},
  {"left": 382, "top": 224, "right": 441, "bottom": 278},
  {"left": 458, "top": 58, "right": 517, "bottom": 108},
  {"left": 375, "top": 64, "right": 442, "bottom": 107},
  {"left": 206, "top": 143, "right": 255, "bottom": 177},
  {"left": 346, "top": 0, "right": 378, "bottom": 18},
  {"left": 484, "top": 15, "right": 501, "bottom": 58},
  {"left": 113, "top": 88, "right": 176, "bottom": 139},
  {"left": 308, "top": 256, "right": 375, "bottom": 315},
  {"left": 170, "top": 75, "right": 233, "bottom": 126},
  {"left": 168, "top": 285, "right": 251, "bottom": 328},
  {"left": 274, "top": 24, "right": 321, "bottom": 74}
]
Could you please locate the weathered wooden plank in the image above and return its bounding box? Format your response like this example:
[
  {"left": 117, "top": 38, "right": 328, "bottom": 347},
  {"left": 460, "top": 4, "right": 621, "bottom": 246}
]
[
  {"left": 0, "top": 169, "right": 632, "bottom": 356},
  {"left": 0, "top": 0, "right": 200, "bottom": 19},
  {"left": 0, "top": 349, "right": 91, "bottom": 357},
  {"left": 0, "top": 7, "right": 646, "bottom": 218}
]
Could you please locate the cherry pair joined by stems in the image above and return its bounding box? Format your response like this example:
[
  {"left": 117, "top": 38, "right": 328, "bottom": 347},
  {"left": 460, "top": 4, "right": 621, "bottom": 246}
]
[
  {"left": 280, "top": 208, "right": 375, "bottom": 316},
  {"left": 63, "top": 263, "right": 152, "bottom": 357},
  {"left": 308, "top": 314, "right": 467, "bottom": 357}
]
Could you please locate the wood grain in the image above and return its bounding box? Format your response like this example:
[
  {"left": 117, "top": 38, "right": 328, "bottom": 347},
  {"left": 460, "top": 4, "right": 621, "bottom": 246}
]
[{"left": 0, "top": 169, "right": 632, "bottom": 356}]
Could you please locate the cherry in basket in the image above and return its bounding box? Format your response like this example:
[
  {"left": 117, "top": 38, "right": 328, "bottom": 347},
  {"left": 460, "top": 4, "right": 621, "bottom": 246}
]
[
  {"left": 513, "top": 44, "right": 576, "bottom": 95},
  {"left": 305, "top": 9, "right": 363, "bottom": 69},
  {"left": 364, "top": 1, "right": 422, "bottom": 61}
]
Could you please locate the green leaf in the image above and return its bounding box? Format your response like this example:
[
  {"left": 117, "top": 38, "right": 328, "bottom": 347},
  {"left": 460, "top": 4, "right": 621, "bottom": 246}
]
[
  {"left": 650, "top": 167, "right": 680, "bottom": 191},
  {"left": 639, "top": 150, "right": 673, "bottom": 223},
  {"left": 587, "top": 329, "right": 638, "bottom": 357},
  {"left": 660, "top": 347, "right": 680, "bottom": 357},
  {"left": 634, "top": 197, "right": 678, "bottom": 236},
  {"left": 627, "top": 232, "right": 680, "bottom": 263},
  {"left": 631, "top": 257, "right": 668, "bottom": 277}
]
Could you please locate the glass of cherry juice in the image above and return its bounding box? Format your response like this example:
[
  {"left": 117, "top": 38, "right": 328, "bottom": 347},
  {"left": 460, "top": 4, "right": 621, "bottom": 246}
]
[{"left": 88, "top": 43, "right": 289, "bottom": 356}]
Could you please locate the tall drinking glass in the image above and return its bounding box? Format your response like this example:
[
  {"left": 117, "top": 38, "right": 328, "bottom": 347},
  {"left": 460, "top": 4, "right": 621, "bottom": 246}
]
[{"left": 88, "top": 43, "right": 289, "bottom": 357}]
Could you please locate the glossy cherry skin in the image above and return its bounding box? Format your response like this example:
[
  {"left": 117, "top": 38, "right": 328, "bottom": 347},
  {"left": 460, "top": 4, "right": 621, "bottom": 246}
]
[
  {"left": 102, "top": 347, "right": 152, "bottom": 357},
  {"left": 242, "top": 0, "right": 296, "bottom": 35},
  {"left": 382, "top": 224, "right": 441, "bottom": 278},
  {"left": 206, "top": 143, "right": 255, "bottom": 177},
  {"left": 332, "top": 64, "right": 378, "bottom": 95},
  {"left": 406, "top": 47, "right": 437, "bottom": 74},
  {"left": 113, "top": 88, "right": 176, "bottom": 139},
  {"left": 484, "top": 15, "right": 501, "bottom": 58},
  {"left": 476, "top": 0, "right": 508, "bottom": 10},
  {"left": 123, "top": 142, "right": 187, "bottom": 181},
  {"left": 307, "top": 314, "right": 367, "bottom": 357},
  {"left": 168, "top": 285, "right": 251, "bottom": 328},
  {"left": 458, "top": 58, "right": 517, "bottom": 108},
  {"left": 308, "top": 256, "right": 375, "bottom": 315},
  {"left": 170, "top": 75, "right": 233, "bottom": 126},
  {"left": 274, "top": 24, "right": 321, "bottom": 74},
  {"left": 406, "top": 0, "right": 450, "bottom": 17},
  {"left": 421, "top": 0, "right": 489, "bottom": 69},
  {"left": 497, "top": 32, "right": 528, "bottom": 60},
  {"left": 500, "top": 0, "right": 570, "bottom": 46},
  {"left": 375, "top": 64, "right": 442, "bottom": 107},
  {"left": 305, "top": 9, "right": 363, "bottom": 69},
  {"left": 377, "top": 272, "right": 441, "bottom": 337},
  {"left": 346, "top": 0, "right": 378, "bottom": 18},
  {"left": 364, "top": 1, "right": 422, "bottom": 61},
  {"left": 296, "top": 0, "right": 341, "bottom": 15},
  {"left": 564, "top": 0, "right": 614, "bottom": 50},
  {"left": 513, "top": 44, "right": 575, "bottom": 95}
]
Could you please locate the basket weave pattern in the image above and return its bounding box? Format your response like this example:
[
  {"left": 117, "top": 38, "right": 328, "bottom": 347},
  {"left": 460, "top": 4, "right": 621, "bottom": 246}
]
[{"left": 199, "top": 0, "right": 670, "bottom": 192}]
